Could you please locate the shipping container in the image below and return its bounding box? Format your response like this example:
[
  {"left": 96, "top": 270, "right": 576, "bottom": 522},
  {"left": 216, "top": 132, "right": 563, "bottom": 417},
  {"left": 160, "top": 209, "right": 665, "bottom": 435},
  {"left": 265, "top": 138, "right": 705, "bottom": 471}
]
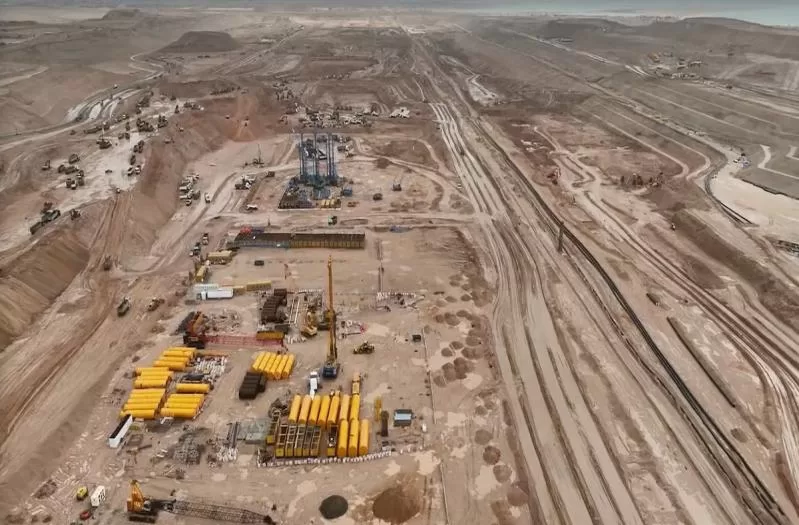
[
  {"left": 245, "top": 280, "right": 272, "bottom": 291},
  {"left": 298, "top": 394, "right": 313, "bottom": 425},
  {"left": 309, "top": 395, "right": 322, "bottom": 426},
  {"left": 134, "top": 377, "right": 169, "bottom": 389},
  {"left": 280, "top": 354, "right": 296, "bottom": 379},
  {"left": 336, "top": 420, "right": 349, "bottom": 458},
  {"left": 339, "top": 394, "right": 350, "bottom": 422},
  {"left": 358, "top": 419, "right": 370, "bottom": 456},
  {"left": 176, "top": 383, "right": 210, "bottom": 394},
  {"left": 119, "top": 409, "right": 156, "bottom": 420},
  {"left": 159, "top": 407, "right": 198, "bottom": 419},
  {"left": 327, "top": 395, "right": 341, "bottom": 429},
  {"left": 350, "top": 394, "right": 360, "bottom": 422},
  {"left": 348, "top": 419, "right": 360, "bottom": 457},
  {"left": 318, "top": 394, "right": 331, "bottom": 427},
  {"left": 288, "top": 395, "right": 302, "bottom": 423},
  {"left": 206, "top": 287, "right": 234, "bottom": 300}
]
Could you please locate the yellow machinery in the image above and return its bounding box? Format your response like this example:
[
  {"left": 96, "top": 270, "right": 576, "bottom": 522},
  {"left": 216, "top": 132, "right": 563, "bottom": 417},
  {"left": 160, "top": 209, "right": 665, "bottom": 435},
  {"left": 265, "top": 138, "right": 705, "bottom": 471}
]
[
  {"left": 321, "top": 256, "right": 340, "bottom": 379},
  {"left": 76, "top": 486, "right": 88, "bottom": 501},
  {"left": 374, "top": 396, "right": 382, "bottom": 422},
  {"left": 351, "top": 372, "right": 361, "bottom": 395}
]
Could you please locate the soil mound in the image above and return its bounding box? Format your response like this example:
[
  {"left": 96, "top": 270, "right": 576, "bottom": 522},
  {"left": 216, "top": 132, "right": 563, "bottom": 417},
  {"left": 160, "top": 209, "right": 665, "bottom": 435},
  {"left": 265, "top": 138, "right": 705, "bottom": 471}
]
[
  {"left": 0, "top": 230, "right": 89, "bottom": 350},
  {"left": 160, "top": 31, "right": 240, "bottom": 54},
  {"left": 319, "top": 495, "right": 348, "bottom": 520},
  {"left": 372, "top": 474, "right": 424, "bottom": 524},
  {"left": 101, "top": 8, "right": 140, "bottom": 20}
]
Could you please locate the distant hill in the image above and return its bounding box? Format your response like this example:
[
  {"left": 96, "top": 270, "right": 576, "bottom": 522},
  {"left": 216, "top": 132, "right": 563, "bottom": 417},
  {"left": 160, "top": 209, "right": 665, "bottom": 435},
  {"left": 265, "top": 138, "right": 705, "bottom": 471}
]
[
  {"left": 159, "top": 31, "right": 240, "bottom": 54},
  {"left": 101, "top": 8, "right": 141, "bottom": 21}
]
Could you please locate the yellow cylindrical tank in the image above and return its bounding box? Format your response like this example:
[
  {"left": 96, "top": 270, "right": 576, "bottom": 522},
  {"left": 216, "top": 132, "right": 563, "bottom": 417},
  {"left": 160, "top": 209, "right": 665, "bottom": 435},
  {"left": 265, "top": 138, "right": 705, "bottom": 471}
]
[
  {"left": 165, "top": 347, "right": 195, "bottom": 355},
  {"left": 309, "top": 395, "right": 322, "bottom": 426},
  {"left": 358, "top": 419, "right": 370, "bottom": 456},
  {"left": 350, "top": 394, "right": 360, "bottom": 422},
  {"left": 123, "top": 402, "right": 160, "bottom": 411},
  {"left": 261, "top": 353, "right": 277, "bottom": 375},
  {"left": 165, "top": 395, "right": 205, "bottom": 403},
  {"left": 120, "top": 409, "right": 156, "bottom": 419},
  {"left": 176, "top": 383, "right": 210, "bottom": 394},
  {"left": 339, "top": 394, "right": 350, "bottom": 422},
  {"left": 164, "top": 401, "right": 202, "bottom": 410},
  {"left": 348, "top": 419, "right": 360, "bottom": 457},
  {"left": 276, "top": 355, "right": 290, "bottom": 380},
  {"left": 288, "top": 394, "right": 302, "bottom": 423},
  {"left": 156, "top": 357, "right": 190, "bottom": 365},
  {"left": 158, "top": 354, "right": 189, "bottom": 362},
  {"left": 162, "top": 349, "right": 194, "bottom": 358},
  {"left": 268, "top": 355, "right": 283, "bottom": 380},
  {"left": 137, "top": 370, "right": 172, "bottom": 378},
  {"left": 280, "top": 354, "right": 295, "bottom": 379},
  {"left": 134, "top": 378, "right": 169, "bottom": 389},
  {"left": 337, "top": 419, "right": 349, "bottom": 458},
  {"left": 327, "top": 395, "right": 341, "bottom": 428},
  {"left": 298, "top": 395, "right": 313, "bottom": 425},
  {"left": 152, "top": 360, "right": 186, "bottom": 371},
  {"left": 318, "top": 395, "right": 331, "bottom": 427},
  {"left": 251, "top": 352, "right": 266, "bottom": 372},
  {"left": 135, "top": 367, "right": 172, "bottom": 376},
  {"left": 159, "top": 407, "right": 198, "bottom": 418}
]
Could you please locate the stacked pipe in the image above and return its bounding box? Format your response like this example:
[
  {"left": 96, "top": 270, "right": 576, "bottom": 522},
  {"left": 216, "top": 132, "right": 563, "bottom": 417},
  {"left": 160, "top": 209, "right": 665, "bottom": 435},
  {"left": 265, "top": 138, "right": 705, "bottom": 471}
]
[
  {"left": 152, "top": 347, "right": 196, "bottom": 372},
  {"left": 120, "top": 389, "right": 166, "bottom": 419},
  {"left": 250, "top": 351, "right": 295, "bottom": 380},
  {"left": 329, "top": 391, "right": 369, "bottom": 457},
  {"left": 160, "top": 393, "right": 204, "bottom": 418},
  {"left": 133, "top": 368, "right": 173, "bottom": 389}
]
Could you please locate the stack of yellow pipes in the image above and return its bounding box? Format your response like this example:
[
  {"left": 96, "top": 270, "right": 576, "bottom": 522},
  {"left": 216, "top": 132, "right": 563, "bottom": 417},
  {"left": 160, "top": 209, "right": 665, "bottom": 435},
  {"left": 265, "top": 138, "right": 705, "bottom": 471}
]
[
  {"left": 133, "top": 367, "right": 173, "bottom": 389},
  {"left": 120, "top": 389, "right": 166, "bottom": 419},
  {"left": 333, "top": 392, "right": 369, "bottom": 458},
  {"left": 159, "top": 393, "right": 205, "bottom": 418},
  {"left": 250, "top": 352, "right": 295, "bottom": 380},
  {"left": 152, "top": 347, "right": 196, "bottom": 372}
]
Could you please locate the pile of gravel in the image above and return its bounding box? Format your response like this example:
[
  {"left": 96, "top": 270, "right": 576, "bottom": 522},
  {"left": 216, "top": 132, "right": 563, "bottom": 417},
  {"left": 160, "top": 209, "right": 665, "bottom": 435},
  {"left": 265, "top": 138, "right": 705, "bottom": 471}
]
[{"left": 319, "top": 495, "right": 349, "bottom": 520}]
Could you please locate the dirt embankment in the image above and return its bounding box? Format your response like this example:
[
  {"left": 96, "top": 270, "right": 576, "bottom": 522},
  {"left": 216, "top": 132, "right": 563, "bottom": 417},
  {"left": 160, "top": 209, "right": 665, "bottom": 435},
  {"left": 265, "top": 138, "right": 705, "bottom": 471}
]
[
  {"left": 0, "top": 230, "right": 90, "bottom": 350},
  {"left": 673, "top": 211, "right": 799, "bottom": 330},
  {"left": 159, "top": 31, "right": 240, "bottom": 54}
]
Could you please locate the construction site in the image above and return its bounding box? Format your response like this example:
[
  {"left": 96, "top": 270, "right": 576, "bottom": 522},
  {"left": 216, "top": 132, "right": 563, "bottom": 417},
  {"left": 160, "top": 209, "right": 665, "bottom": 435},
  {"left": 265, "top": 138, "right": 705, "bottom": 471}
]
[{"left": 2, "top": 4, "right": 799, "bottom": 525}]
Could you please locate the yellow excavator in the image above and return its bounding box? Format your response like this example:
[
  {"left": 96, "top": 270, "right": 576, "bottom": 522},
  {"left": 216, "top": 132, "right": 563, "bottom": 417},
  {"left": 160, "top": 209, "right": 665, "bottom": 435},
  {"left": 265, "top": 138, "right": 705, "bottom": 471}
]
[
  {"left": 321, "top": 256, "right": 340, "bottom": 379},
  {"left": 126, "top": 480, "right": 165, "bottom": 523}
]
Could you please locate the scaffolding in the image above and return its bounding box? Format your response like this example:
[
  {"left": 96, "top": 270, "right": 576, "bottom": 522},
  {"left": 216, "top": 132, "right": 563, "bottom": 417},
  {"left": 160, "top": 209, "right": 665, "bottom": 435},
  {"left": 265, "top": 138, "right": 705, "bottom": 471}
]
[{"left": 298, "top": 131, "right": 338, "bottom": 187}]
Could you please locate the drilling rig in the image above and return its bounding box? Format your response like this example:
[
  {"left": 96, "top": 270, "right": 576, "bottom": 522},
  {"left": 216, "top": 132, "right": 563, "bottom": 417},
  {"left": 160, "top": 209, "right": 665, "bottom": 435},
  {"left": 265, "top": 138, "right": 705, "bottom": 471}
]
[{"left": 321, "top": 255, "right": 340, "bottom": 379}]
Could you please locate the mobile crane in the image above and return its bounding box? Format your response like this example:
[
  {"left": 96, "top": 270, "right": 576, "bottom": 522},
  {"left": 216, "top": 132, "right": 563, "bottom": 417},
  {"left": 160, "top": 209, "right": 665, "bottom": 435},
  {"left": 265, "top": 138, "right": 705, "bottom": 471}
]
[{"left": 321, "top": 255, "right": 340, "bottom": 379}]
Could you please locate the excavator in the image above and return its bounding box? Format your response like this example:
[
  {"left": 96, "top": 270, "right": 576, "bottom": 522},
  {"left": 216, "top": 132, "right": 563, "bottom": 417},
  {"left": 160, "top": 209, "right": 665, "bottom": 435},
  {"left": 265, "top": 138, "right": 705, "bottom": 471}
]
[
  {"left": 126, "top": 480, "right": 275, "bottom": 524},
  {"left": 321, "top": 255, "right": 340, "bottom": 379}
]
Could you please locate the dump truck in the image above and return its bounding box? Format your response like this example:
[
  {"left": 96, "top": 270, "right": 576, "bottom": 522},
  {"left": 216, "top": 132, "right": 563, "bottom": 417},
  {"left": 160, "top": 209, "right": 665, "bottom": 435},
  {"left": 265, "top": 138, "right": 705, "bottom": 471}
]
[
  {"left": 68, "top": 153, "right": 80, "bottom": 164},
  {"left": 117, "top": 297, "right": 131, "bottom": 317}
]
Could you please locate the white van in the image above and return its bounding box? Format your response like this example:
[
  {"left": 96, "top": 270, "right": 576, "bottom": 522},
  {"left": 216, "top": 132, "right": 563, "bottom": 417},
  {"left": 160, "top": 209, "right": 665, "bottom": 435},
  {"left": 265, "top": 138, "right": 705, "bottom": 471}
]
[{"left": 245, "top": 204, "right": 259, "bottom": 212}]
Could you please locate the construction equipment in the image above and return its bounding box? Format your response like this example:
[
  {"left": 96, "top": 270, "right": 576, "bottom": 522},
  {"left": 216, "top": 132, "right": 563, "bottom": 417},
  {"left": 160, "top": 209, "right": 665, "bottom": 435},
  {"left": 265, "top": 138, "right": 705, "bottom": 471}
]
[
  {"left": 146, "top": 297, "right": 164, "bottom": 311},
  {"left": 352, "top": 372, "right": 361, "bottom": 395},
  {"left": 392, "top": 177, "right": 403, "bottom": 191},
  {"left": 117, "top": 297, "right": 132, "bottom": 317},
  {"left": 68, "top": 153, "right": 80, "bottom": 164},
  {"left": 327, "top": 215, "right": 338, "bottom": 226},
  {"left": 126, "top": 480, "right": 276, "bottom": 524},
  {"left": 41, "top": 159, "right": 51, "bottom": 171},
  {"left": 76, "top": 486, "right": 88, "bottom": 501},
  {"left": 103, "top": 255, "right": 113, "bottom": 271},
  {"left": 321, "top": 256, "right": 340, "bottom": 379},
  {"left": 372, "top": 192, "right": 383, "bottom": 201},
  {"left": 353, "top": 341, "right": 374, "bottom": 355},
  {"left": 70, "top": 209, "right": 81, "bottom": 220},
  {"left": 98, "top": 137, "right": 112, "bottom": 149}
]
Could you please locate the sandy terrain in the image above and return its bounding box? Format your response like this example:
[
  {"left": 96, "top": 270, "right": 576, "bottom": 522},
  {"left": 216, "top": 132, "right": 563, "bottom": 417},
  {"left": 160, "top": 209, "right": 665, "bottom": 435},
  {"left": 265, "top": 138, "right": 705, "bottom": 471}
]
[{"left": 1, "top": 7, "right": 798, "bottom": 525}]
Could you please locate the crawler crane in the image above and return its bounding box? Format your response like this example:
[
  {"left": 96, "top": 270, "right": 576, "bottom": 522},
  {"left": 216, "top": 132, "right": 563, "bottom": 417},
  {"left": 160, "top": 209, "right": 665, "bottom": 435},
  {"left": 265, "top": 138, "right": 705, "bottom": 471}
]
[{"left": 321, "top": 255, "right": 340, "bottom": 378}]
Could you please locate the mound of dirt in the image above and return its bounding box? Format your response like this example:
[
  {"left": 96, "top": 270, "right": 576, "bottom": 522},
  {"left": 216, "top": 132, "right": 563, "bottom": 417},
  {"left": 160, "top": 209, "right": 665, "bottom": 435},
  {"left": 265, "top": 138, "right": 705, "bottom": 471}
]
[
  {"left": 372, "top": 474, "right": 424, "bottom": 524},
  {"left": 483, "top": 446, "right": 501, "bottom": 465},
  {"left": 0, "top": 230, "right": 89, "bottom": 350},
  {"left": 319, "top": 495, "right": 348, "bottom": 520},
  {"left": 160, "top": 31, "right": 240, "bottom": 54},
  {"left": 101, "top": 8, "right": 141, "bottom": 20}
]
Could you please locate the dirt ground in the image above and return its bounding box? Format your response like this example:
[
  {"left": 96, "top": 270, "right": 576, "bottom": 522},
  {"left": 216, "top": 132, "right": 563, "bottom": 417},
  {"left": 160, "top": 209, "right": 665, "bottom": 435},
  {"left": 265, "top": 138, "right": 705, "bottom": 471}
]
[{"left": 2, "top": 7, "right": 799, "bottom": 525}]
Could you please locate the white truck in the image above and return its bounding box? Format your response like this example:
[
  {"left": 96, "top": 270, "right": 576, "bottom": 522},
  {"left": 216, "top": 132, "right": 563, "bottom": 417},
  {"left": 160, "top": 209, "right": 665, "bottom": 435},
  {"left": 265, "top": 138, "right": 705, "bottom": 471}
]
[
  {"left": 90, "top": 485, "right": 107, "bottom": 508},
  {"left": 309, "top": 371, "right": 319, "bottom": 397}
]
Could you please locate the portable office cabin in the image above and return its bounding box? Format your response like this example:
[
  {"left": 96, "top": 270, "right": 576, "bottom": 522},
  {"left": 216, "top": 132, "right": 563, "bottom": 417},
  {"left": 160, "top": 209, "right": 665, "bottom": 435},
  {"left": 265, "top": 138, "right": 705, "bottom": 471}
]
[{"left": 108, "top": 415, "right": 133, "bottom": 448}]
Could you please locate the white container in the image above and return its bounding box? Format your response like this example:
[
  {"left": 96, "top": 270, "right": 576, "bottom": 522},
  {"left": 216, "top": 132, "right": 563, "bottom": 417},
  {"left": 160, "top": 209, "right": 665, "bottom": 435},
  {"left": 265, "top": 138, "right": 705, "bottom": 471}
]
[
  {"left": 90, "top": 486, "right": 107, "bottom": 508},
  {"left": 206, "top": 287, "right": 234, "bottom": 300}
]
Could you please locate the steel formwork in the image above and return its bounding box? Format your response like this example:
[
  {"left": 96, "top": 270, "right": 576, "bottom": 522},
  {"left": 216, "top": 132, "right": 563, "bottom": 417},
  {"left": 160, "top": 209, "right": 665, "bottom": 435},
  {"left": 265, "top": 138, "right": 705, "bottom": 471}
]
[{"left": 229, "top": 231, "right": 365, "bottom": 250}]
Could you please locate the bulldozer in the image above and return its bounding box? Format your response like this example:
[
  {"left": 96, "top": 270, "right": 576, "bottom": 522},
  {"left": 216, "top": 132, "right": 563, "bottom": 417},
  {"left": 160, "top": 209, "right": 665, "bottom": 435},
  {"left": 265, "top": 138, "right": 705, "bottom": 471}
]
[{"left": 353, "top": 341, "right": 374, "bottom": 355}]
